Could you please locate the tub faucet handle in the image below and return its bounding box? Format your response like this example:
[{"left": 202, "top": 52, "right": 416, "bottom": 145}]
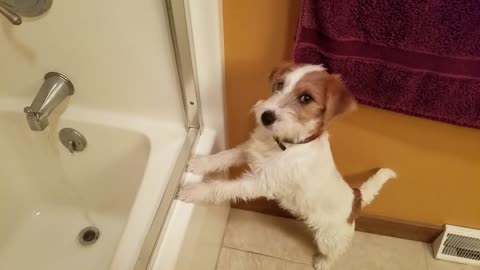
[{"left": 59, "top": 128, "right": 87, "bottom": 154}]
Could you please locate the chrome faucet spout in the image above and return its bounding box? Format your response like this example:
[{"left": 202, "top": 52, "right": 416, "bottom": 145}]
[{"left": 24, "top": 72, "right": 74, "bottom": 131}]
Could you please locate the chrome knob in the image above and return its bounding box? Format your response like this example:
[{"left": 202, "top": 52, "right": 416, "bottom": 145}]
[{"left": 59, "top": 128, "right": 87, "bottom": 153}]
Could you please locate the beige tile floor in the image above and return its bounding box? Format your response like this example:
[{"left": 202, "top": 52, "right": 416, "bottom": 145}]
[{"left": 216, "top": 209, "right": 480, "bottom": 270}]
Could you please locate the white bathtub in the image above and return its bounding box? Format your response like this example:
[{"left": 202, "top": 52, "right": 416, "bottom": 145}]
[{"left": 0, "top": 98, "right": 187, "bottom": 270}]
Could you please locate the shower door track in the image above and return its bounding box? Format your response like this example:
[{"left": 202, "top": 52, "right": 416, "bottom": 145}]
[{"left": 134, "top": 0, "right": 204, "bottom": 269}]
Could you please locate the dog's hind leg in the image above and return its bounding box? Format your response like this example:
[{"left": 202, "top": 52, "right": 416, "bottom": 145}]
[{"left": 313, "top": 227, "right": 353, "bottom": 270}]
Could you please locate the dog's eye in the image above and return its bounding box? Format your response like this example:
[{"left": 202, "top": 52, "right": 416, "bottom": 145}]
[
  {"left": 299, "top": 94, "right": 313, "bottom": 104},
  {"left": 274, "top": 80, "right": 284, "bottom": 92}
]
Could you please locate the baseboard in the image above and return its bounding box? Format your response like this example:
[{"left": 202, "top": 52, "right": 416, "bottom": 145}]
[
  {"left": 233, "top": 199, "right": 443, "bottom": 243},
  {"left": 355, "top": 214, "right": 443, "bottom": 243}
]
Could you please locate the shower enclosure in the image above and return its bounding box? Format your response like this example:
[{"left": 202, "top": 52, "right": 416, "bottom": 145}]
[{"left": 0, "top": 1, "right": 228, "bottom": 270}]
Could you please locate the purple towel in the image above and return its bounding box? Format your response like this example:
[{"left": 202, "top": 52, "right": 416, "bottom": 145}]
[{"left": 294, "top": 0, "right": 480, "bottom": 129}]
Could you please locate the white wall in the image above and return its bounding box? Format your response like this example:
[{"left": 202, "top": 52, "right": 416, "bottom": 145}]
[{"left": 0, "top": 0, "right": 184, "bottom": 124}]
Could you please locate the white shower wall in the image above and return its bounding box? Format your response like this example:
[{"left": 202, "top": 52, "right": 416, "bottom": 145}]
[{"left": 0, "top": 0, "right": 184, "bottom": 124}]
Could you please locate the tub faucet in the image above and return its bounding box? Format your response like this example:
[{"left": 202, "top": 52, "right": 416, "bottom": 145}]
[{"left": 24, "top": 72, "right": 75, "bottom": 131}]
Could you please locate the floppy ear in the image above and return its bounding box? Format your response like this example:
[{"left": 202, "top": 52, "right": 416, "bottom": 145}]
[
  {"left": 324, "top": 74, "right": 357, "bottom": 122},
  {"left": 268, "top": 67, "right": 279, "bottom": 82}
]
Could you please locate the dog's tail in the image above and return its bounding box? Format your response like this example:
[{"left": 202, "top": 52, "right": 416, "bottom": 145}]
[{"left": 360, "top": 168, "right": 397, "bottom": 207}]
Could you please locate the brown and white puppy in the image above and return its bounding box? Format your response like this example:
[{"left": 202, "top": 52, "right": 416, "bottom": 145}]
[{"left": 178, "top": 63, "right": 396, "bottom": 270}]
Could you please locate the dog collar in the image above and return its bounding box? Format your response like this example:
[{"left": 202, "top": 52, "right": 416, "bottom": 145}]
[{"left": 273, "top": 133, "right": 320, "bottom": 151}]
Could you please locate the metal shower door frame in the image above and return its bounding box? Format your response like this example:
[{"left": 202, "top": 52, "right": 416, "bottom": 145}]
[{"left": 134, "top": 0, "right": 203, "bottom": 269}]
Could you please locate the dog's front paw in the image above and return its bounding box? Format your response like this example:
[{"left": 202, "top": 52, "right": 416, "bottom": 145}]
[
  {"left": 187, "top": 155, "right": 212, "bottom": 175},
  {"left": 177, "top": 183, "right": 211, "bottom": 203}
]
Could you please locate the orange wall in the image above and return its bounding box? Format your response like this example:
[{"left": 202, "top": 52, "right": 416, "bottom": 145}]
[{"left": 223, "top": 0, "right": 480, "bottom": 229}]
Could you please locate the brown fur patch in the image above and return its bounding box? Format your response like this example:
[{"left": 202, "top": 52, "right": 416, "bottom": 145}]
[
  {"left": 288, "top": 70, "right": 356, "bottom": 130},
  {"left": 323, "top": 74, "right": 357, "bottom": 123},
  {"left": 296, "top": 101, "right": 325, "bottom": 124},
  {"left": 348, "top": 188, "right": 362, "bottom": 224},
  {"left": 291, "top": 71, "right": 329, "bottom": 125}
]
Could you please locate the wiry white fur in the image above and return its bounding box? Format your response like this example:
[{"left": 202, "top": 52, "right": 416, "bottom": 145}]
[
  {"left": 186, "top": 146, "right": 245, "bottom": 175},
  {"left": 360, "top": 168, "right": 397, "bottom": 207},
  {"left": 177, "top": 64, "right": 396, "bottom": 270}
]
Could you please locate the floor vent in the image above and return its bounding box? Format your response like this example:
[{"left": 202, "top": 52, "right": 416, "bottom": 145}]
[{"left": 433, "top": 225, "right": 480, "bottom": 266}]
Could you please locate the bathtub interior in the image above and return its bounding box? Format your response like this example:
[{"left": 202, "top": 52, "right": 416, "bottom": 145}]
[{"left": 0, "top": 108, "right": 160, "bottom": 270}]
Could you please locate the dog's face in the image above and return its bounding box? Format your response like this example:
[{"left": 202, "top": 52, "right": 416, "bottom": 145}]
[{"left": 253, "top": 63, "right": 357, "bottom": 142}]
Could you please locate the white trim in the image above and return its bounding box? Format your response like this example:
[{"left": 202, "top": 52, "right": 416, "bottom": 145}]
[{"left": 188, "top": 0, "right": 226, "bottom": 150}]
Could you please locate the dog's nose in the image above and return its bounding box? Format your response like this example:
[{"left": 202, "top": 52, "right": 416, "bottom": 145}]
[{"left": 261, "top": 110, "right": 276, "bottom": 126}]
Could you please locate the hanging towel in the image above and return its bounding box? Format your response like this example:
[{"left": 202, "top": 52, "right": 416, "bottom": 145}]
[{"left": 293, "top": 0, "right": 480, "bottom": 129}]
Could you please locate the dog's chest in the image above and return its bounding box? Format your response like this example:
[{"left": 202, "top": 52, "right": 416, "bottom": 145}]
[{"left": 244, "top": 138, "right": 282, "bottom": 169}]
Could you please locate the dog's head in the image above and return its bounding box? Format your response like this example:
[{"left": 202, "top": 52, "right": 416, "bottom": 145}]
[{"left": 253, "top": 63, "right": 357, "bottom": 142}]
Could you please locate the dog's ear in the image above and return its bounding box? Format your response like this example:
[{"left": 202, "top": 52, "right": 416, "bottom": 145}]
[
  {"left": 323, "top": 74, "right": 357, "bottom": 122},
  {"left": 268, "top": 67, "right": 279, "bottom": 82}
]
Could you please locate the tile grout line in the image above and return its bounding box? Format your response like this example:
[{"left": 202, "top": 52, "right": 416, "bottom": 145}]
[
  {"left": 215, "top": 210, "right": 235, "bottom": 270},
  {"left": 222, "top": 210, "right": 315, "bottom": 266},
  {"left": 221, "top": 246, "right": 313, "bottom": 267}
]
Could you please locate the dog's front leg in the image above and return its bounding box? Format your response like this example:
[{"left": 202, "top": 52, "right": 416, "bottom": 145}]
[
  {"left": 177, "top": 174, "right": 274, "bottom": 204},
  {"left": 187, "top": 144, "right": 247, "bottom": 175}
]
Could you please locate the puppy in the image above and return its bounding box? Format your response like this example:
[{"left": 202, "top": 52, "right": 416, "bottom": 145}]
[{"left": 178, "top": 63, "right": 396, "bottom": 270}]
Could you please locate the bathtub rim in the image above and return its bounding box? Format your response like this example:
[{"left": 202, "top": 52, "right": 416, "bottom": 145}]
[{"left": 132, "top": 127, "right": 199, "bottom": 270}]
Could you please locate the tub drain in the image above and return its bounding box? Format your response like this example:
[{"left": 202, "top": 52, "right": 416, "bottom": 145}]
[{"left": 78, "top": 226, "right": 100, "bottom": 246}]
